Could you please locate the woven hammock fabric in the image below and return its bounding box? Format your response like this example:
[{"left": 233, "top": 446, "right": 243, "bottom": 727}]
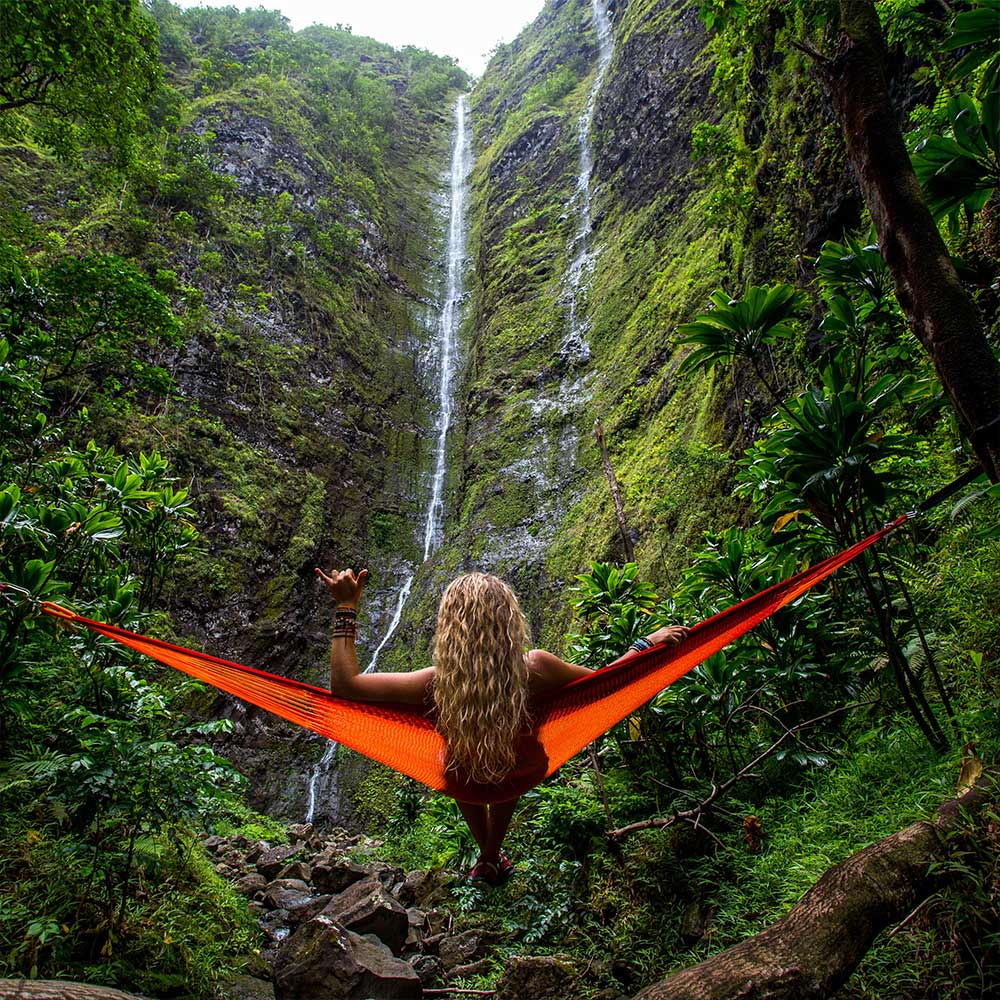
[{"left": 38, "top": 516, "right": 906, "bottom": 804}]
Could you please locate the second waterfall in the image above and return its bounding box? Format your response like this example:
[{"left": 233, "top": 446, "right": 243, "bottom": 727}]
[{"left": 304, "top": 94, "right": 471, "bottom": 824}]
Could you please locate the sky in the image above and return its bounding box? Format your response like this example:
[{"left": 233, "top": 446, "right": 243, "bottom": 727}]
[{"left": 175, "top": 0, "right": 546, "bottom": 75}]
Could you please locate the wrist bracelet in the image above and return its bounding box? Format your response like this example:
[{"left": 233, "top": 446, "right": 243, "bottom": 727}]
[
  {"left": 629, "top": 636, "right": 653, "bottom": 652},
  {"left": 333, "top": 607, "right": 357, "bottom": 640}
]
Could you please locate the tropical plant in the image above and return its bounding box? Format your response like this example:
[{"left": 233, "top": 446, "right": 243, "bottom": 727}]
[
  {"left": 912, "top": 91, "right": 1000, "bottom": 231},
  {"left": 676, "top": 284, "right": 806, "bottom": 404}
]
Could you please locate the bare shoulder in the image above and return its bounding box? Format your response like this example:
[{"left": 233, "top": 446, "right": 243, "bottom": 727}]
[{"left": 527, "top": 648, "right": 591, "bottom": 693}]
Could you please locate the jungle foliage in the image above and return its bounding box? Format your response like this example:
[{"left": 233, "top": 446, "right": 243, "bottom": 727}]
[{"left": 0, "top": 0, "right": 999, "bottom": 997}]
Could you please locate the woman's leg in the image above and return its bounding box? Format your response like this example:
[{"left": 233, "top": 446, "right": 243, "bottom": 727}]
[
  {"left": 456, "top": 800, "right": 489, "bottom": 857},
  {"left": 483, "top": 797, "right": 519, "bottom": 862}
]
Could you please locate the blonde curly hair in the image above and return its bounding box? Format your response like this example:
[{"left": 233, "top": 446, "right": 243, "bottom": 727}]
[{"left": 432, "top": 573, "right": 531, "bottom": 785}]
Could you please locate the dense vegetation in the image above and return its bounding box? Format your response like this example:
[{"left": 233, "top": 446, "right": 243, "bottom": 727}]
[
  {"left": 1, "top": 0, "right": 998, "bottom": 997},
  {"left": 0, "top": 0, "right": 466, "bottom": 990}
]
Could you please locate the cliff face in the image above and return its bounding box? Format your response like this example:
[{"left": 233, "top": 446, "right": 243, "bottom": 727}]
[
  {"left": 0, "top": 4, "right": 468, "bottom": 821},
  {"left": 432, "top": 0, "right": 859, "bottom": 649},
  {"left": 1, "top": 0, "right": 863, "bottom": 824}
]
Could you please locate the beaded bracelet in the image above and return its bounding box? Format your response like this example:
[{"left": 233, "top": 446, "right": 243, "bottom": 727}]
[
  {"left": 629, "top": 636, "right": 653, "bottom": 652},
  {"left": 333, "top": 607, "right": 357, "bottom": 640}
]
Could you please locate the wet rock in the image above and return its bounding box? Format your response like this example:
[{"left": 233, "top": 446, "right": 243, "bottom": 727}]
[
  {"left": 272, "top": 915, "right": 421, "bottom": 999},
  {"left": 202, "top": 835, "right": 228, "bottom": 853},
  {"left": 263, "top": 878, "right": 312, "bottom": 911},
  {"left": 312, "top": 858, "right": 371, "bottom": 895},
  {"left": 321, "top": 877, "right": 409, "bottom": 954},
  {"left": 438, "top": 927, "right": 499, "bottom": 973},
  {"left": 236, "top": 872, "right": 269, "bottom": 897},
  {"left": 495, "top": 954, "right": 580, "bottom": 1000},
  {"left": 286, "top": 822, "right": 314, "bottom": 841},
  {"left": 286, "top": 893, "right": 334, "bottom": 929},
  {"left": 257, "top": 844, "right": 302, "bottom": 879}
]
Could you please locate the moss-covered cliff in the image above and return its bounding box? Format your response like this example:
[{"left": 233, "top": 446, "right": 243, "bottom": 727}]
[{"left": 0, "top": 2, "right": 468, "bottom": 820}]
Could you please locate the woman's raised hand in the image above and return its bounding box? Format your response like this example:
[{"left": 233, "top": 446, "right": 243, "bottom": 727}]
[
  {"left": 648, "top": 624, "right": 690, "bottom": 647},
  {"left": 315, "top": 567, "right": 368, "bottom": 609}
]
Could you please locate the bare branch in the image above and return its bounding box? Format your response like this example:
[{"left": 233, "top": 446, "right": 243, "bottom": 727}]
[{"left": 609, "top": 703, "right": 871, "bottom": 840}]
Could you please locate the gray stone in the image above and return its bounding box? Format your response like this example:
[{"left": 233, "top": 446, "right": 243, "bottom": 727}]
[
  {"left": 272, "top": 915, "right": 421, "bottom": 999},
  {"left": 495, "top": 955, "right": 580, "bottom": 1000},
  {"left": 321, "top": 877, "right": 409, "bottom": 954}
]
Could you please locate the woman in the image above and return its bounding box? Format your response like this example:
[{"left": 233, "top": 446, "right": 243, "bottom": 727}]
[{"left": 315, "top": 566, "right": 688, "bottom": 886}]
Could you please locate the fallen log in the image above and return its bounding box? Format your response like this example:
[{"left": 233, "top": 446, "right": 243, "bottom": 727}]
[
  {"left": 634, "top": 769, "right": 997, "bottom": 1000},
  {"left": 0, "top": 982, "right": 148, "bottom": 1000}
]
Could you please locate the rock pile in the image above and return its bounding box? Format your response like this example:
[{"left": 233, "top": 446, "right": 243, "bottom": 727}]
[{"left": 201, "top": 823, "right": 498, "bottom": 1000}]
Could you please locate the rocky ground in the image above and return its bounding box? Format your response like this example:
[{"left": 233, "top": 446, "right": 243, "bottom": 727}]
[{"left": 203, "top": 823, "right": 604, "bottom": 1000}]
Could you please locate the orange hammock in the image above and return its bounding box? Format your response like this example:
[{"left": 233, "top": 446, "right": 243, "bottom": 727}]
[{"left": 33, "top": 515, "right": 909, "bottom": 804}]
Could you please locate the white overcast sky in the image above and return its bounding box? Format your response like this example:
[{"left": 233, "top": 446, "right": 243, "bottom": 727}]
[{"left": 175, "top": 1, "right": 546, "bottom": 75}]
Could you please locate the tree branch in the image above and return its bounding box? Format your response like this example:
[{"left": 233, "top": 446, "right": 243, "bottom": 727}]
[
  {"left": 609, "top": 703, "right": 869, "bottom": 840},
  {"left": 633, "top": 767, "right": 998, "bottom": 999}
]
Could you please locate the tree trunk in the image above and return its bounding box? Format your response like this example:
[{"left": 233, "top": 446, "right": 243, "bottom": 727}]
[
  {"left": 594, "top": 419, "right": 636, "bottom": 562},
  {"left": 0, "top": 983, "right": 149, "bottom": 1000},
  {"left": 824, "top": 0, "right": 1000, "bottom": 482},
  {"left": 633, "top": 769, "right": 996, "bottom": 999}
]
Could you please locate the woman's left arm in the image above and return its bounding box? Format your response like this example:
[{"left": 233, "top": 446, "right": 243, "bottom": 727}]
[{"left": 315, "top": 567, "right": 433, "bottom": 704}]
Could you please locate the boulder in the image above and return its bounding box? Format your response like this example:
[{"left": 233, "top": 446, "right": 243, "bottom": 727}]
[
  {"left": 321, "top": 877, "right": 409, "bottom": 954},
  {"left": 273, "top": 915, "right": 421, "bottom": 999},
  {"left": 397, "top": 868, "right": 454, "bottom": 907},
  {"left": 404, "top": 908, "right": 425, "bottom": 949},
  {"left": 235, "top": 872, "right": 268, "bottom": 898},
  {"left": 277, "top": 861, "right": 312, "bottom": 882},
  {"left": 257, "top": 844, "right": 302, "bottom": 879},
  {"left": 312, "top": 859, "right": 371, "bottom": 895},
  {"left": 424, "top": 907, "right": 452, "bottom": 936},
  {"left": 286, "top": 893, "right": 333, "bottom": 929},
  {"left": 244, "top": 840, "right": 267, "bottom": 865},
  {"left": 202, "top": 834, "right": 228, "bottom": 853},
  {"left": 495, "top": 955, "right": 580, "bottom": 1000},
  {"left": 408, "top": 953, "right": 441, "bottom": 986},
  {"left": 263, "top": 878, "right": 313, "bottom": 912},
  {"left": 438, "top": 927, "right": 499, "bottom": 973}
]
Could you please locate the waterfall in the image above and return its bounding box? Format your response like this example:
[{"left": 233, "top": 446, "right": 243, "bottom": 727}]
[
  {"left": 304, "top": 94, "right": 471, "bottom": 824},
  {"left": 562, "top": 0, "right": 615, "bottom": 361}
]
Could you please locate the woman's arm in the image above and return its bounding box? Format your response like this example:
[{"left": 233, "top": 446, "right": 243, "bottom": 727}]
[
  {"left": 528, "top": 624, "right": 690, "bottom": 693},
  {"left": 315, "top": 567, "right": 434, "bottom": 705}
]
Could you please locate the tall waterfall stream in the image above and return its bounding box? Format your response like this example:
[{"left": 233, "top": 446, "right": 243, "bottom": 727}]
[
  {"left": 562, "top": 0, "right": 615, "bottom": 362},
  {"left": 304, "top": 95, "right": 471, "bottom": 824}
]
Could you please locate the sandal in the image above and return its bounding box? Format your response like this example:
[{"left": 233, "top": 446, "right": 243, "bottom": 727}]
[
  {"left": 495, "top": 852, "right": 515, "bottom": 885},
  {"left": 469, "top": 859, "right": 499, "bottom": 884}
]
